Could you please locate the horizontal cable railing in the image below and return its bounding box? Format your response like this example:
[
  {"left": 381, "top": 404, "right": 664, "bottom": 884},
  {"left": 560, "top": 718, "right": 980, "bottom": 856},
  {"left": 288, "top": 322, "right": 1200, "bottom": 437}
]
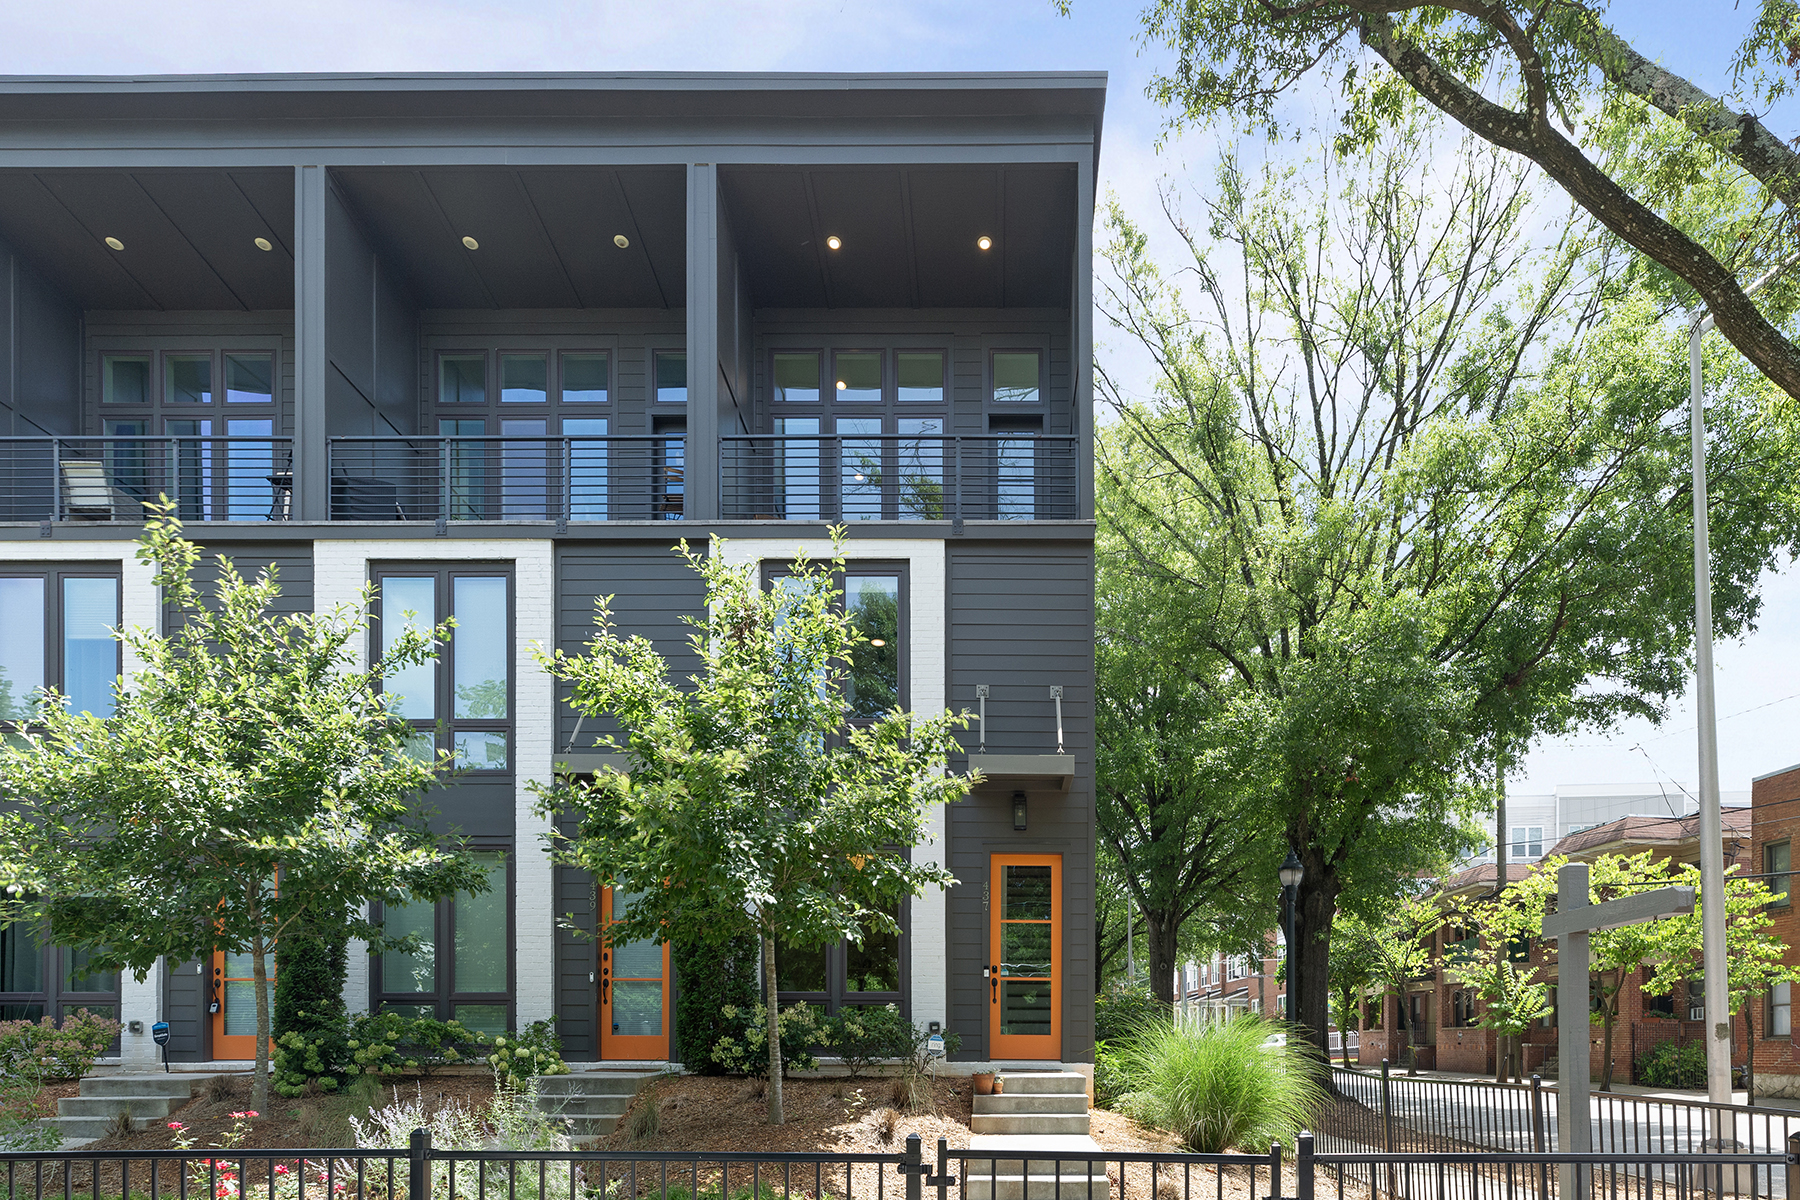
[
  {"left": 328, "top": 436, "right": 686, "bottom": 523},
  {"left": 4, "top": 1130, "right": 1789, "bottom": 1200},
  {"left": 721, "top": 434, "right": 1080, "bottom": 522},
  {"left": 0, "top": 436, "right": 295, "bottom": 523}
]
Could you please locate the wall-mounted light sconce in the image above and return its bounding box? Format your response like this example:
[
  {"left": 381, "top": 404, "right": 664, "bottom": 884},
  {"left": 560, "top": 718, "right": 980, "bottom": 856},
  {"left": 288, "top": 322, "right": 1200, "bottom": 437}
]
[
  {"left": 1012, "top": 790, "right": 1028, "bottom": 832},
  {"left": 976, "top": 684, "right": 989, "bottom": 752}
]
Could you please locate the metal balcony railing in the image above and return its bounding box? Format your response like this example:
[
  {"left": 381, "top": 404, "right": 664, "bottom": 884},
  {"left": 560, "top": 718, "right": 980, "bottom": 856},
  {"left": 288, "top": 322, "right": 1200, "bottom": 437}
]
[
  {"left": 720, "top": 434, "right": 1078, "bottom": 522},
  {"left": 0, "top": 436, "right": 295, "bottom": 523},
  {"left": 326, "top": 435, "right": 685, "bottom": 522}
]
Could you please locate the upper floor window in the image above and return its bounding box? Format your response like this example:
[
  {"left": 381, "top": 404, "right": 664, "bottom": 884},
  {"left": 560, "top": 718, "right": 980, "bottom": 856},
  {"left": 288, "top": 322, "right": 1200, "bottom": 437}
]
[
  {"left": 1768, "top": 841, "right": 1791, "bottom": 907},
  {"left": 1511, "top": 826, "right": 1543, "bottom": 859},
  {"left": 991, "top": 351, "right": 1042, "bottom": 404},
  {"left": 764, "top": 563, "right": 905, "bottom": 718},
  {"left": 102, "top": 350, "right": 278, "bottom": 423},
  {"left": 433, "top": 350, "right": 612, "bottom": 420},
  {"left": 374, "top": 566, "right": 512, "bottom": 773},
  {"left": 0, "top": 567, "right": 120, "bottom": 722},
  {"left": 655, "top": 353, "right": 687, "bottom": 404},
  {"left": 770, "top": 349, "right": 947, "bottom": 412}
]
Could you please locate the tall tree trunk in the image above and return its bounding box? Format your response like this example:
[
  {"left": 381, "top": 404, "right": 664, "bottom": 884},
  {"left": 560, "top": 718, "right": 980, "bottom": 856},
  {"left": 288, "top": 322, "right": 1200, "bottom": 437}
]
[
  {"left": 251, "top": 933, "right": 271, "bottom": 1113},
  {"left": 1494, "top": 745, "right": 1509, "bottom": 1088},
  {"left": 762, "top": 933, "right": 783, "bottom": 1125},
  {"left": 1144, "top": 910, "right": 1180, "bottom": 1007},
  {"left": 1293, "top": 865, "right": 1339, "bottom": 1078}
]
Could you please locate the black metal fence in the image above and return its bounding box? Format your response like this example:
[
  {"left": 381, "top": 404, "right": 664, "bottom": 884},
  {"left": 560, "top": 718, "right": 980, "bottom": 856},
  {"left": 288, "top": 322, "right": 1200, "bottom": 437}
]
[
  {"left": 1327, "top": 1064, "right": 1800, "bottom": 1159},
  {"left": 0, "top": 436, "right": 295, "bottom": 523},
  {"left": 719, "top": 435, "right": 1080, "bottom": 523},
  {"left": 2, "top": 1130, "right": 1792, "bottom": 1200},
  {"left": 327, "top": 436, "right": 685, "bottom": 523}
]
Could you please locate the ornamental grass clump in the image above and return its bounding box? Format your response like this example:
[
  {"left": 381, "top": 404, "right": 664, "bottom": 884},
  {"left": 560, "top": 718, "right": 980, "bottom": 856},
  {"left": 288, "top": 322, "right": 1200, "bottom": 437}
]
[{"left": 1118, "top": 1016, "right": 1323, "bottom": 1154}]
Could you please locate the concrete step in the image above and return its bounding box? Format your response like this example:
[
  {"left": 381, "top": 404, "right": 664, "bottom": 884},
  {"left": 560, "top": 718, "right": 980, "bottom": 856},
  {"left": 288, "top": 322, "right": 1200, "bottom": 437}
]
[
  {"left": 48, "top": 1115, "right": 155, "bottom": 1140},
  {"left": 970, "top": 1114, "right": 1093, "bottom": 1136},
  {"left": 964, "top": 1159, "right": 1109, "bottom": 1178},
  {"left": 534, "top": 1094, "right": 633, "bottom": 1117},
  {"left": 534, "top": 1073, "right": 660, "bottom": 1097},
  {"left": 965, "top": 1176, "right": 1111, "bottom": 1200},
  {"left": 80, "top": 1075, "right": 211, "bottom": 1099},
  {"left": 974, "top": 1094, "right": 1089, "bottom": 1116},
  {"left": 58, "top": 1096, "right": 180, "bottom": 1119},
  {"left": 558, "top": 1115, "right": 622, "bottom": 1137},
  {"left": 996, "top": 1072, "right": 1089, "bottom": 1095}
]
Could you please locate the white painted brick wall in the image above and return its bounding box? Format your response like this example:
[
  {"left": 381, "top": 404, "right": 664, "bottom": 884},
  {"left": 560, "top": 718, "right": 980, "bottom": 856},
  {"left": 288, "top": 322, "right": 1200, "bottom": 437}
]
[
  {"left": 718, "top": 538, "right": 950, "bottom": 1032},
  {"left": 313, "top": 539, "right": 557, "bottom": 1029}
]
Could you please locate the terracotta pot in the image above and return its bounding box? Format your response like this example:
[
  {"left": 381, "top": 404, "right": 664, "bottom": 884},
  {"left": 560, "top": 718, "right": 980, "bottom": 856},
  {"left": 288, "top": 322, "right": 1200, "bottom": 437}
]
[
  {"left": 973, "top": 1072, "right": 996, "bottom": 1095},
  {"left": 992, "top": 1075, "right": 1005, "bottom": 1095}
]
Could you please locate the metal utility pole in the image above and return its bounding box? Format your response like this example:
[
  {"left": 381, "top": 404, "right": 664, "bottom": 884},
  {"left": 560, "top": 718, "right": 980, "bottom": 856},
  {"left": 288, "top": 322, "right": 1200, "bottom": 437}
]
[{"left": 1688, "top": 255, "right": 1794, "bottom": 1114}]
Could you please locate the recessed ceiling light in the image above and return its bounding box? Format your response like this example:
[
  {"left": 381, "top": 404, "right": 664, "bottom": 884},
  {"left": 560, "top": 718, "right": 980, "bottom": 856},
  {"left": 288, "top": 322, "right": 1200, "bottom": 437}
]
[
  {"left": 836, "top": 380, "right": 847, "bottom": 391},
  {"left": 826, "top": 235, "right": 842, "bottom": 250},
  {"left": 613, "top": 234, "right": 630, "bottom": 249},
  {"left": 977, "top": 236, "right": 993, "bottom": 251},
  {"left": 461, "top": 236, "right": 480, "bottom": 251},
  {"left": 253, "top": 237, "right": 273, "bottom": 252},
  {"left": 104, "top": 236, "right": 124, "bottom": 251}
]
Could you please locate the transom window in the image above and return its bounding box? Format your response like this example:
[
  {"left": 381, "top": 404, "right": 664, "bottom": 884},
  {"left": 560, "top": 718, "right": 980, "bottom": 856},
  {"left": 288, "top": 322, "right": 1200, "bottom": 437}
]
[
  {"left": 0, "top": 566, "right": 121, "bottom": 722},
  {"left": 432, "top": 349, "right": 613, "bottom": 426},
  {"left": 770, "top": 349, "right": 947, "bottom": 413},
  {"left": 991, "top": 350, "right": 1043, "bottom": 404},
  {"left": 376, "top": 849, "right": 510, "bottom": 1034},
  {"left": 373, "top": 566, "right": 512, "bottom": 773}
]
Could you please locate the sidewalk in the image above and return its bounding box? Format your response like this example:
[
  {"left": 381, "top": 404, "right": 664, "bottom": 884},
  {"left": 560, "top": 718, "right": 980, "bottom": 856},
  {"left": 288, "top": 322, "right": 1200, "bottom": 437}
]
[{"left": 1349, "top": 1064, "right": 1800, "bottom": 1111}]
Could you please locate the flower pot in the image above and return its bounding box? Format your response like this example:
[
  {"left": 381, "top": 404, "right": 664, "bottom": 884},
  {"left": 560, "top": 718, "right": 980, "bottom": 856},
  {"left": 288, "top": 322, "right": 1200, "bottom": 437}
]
[
  {"left": 973, "top": 1072, "right": 996, "bottom": 1095},
  {"left": 993, "top": 1076, "right": 1005, "bottom": 1094}
]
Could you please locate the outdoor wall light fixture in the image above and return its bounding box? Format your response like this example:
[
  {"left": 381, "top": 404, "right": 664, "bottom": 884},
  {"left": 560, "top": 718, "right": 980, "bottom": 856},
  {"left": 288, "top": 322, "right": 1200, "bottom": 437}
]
[
  {"left": 104, "top": 236, "right": 124, "bottom": 251},
  {"left": 461, "top": 236, "right": 480, "bottom": 251},
  {"left": 826, "top": 235, "right": 842, "bottom": 250},
  {"left": 253, "top": 237, "right": 273, "bottom": 252},
  {"left": 1012, "top": 790, "right": 1028, "bottom": 832},
  {"left": 869, "top": 638, "right": 885, "bottom": 647},
  {"left": 977, "top": 236, "right": 993, "bottom": 251}
]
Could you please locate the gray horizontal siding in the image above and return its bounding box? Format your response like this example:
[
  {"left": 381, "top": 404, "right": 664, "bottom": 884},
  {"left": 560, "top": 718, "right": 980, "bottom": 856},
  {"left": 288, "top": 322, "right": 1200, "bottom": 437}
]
[
  {"left": 947, "top": 541, "right": 1095, "bottom": 1063},
  {"left": 554, "top": 815, "right": 597, "bottom": 1060}
]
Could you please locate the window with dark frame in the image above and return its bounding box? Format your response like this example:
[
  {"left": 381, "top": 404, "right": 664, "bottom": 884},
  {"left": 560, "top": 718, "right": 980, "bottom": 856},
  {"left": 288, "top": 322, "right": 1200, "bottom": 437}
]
[
  {"left": 372, "top": 565, "right": 513, "bottom": 773},
  {"left": 0, "top": 565, "right": 124, "bottom": 1023},
  {"left": 1771, "top": 981, "right": 1792, "bottom": 1038},
  {"left": 1767, "top": 841, "right": 1791, "bottom": 907},
  {"left": 375, "top": 849, "right": 511, "bottom": 1034}
]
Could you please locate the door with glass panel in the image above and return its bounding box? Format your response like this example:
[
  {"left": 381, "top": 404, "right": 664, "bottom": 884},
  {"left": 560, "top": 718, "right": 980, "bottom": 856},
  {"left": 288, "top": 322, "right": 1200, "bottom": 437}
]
[
  {"left": 989, "top": 853, "right": 1061, "bottom": 1060},
  {"left": 210, "top": 948, "right": 268, "bottom": 1060},
  {"left": 599, "top": 888, "right": 669, "bottom": 1060}
]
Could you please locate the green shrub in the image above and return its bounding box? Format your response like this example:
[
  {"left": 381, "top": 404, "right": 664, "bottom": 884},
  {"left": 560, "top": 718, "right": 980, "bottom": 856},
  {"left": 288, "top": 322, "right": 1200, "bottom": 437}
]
[
  {"left": 673, "top": 936, "right": 760, "bottom": 1073},
  {"left": 1095, "top": 981, "right": 1168, "bottom": 1043},
  {"left": 1635, "top": 1040, "right": 1706, "bottom": 1089},
  {"left": 272, "top": 926, "right": 350, "bottom": 1097},
  {"left": 1093, "top": 1040, "right": 1133, "bottom": 1109},
  {"left": 487, "top": 1019, "right": 570, "bottom": 1088},
  {"left": 0, "top": 1010, "right": 120, "bottom": 1081},
  {"left": 827, "top": 1004, "right": 913, "bottom": 1077},
  {"left": 345, "top": 1012, "right": 486, "bottom": 1079},
  {"left": 711, "top": 1001, "right": 831, "bottom": 1076},
  {"left": 1117, "top": 1015, "right": 1322, "bottom": 1153}
]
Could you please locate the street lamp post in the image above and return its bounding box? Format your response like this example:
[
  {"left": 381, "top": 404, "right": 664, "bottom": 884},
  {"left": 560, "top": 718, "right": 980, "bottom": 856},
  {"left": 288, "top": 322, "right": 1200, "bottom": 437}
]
[
  {"left": 1688, "top": 257, "right": 1794, "bottom": 1115},
  {"left": 1279, "top": 849, "right": 1304, "bottom": 1026}
]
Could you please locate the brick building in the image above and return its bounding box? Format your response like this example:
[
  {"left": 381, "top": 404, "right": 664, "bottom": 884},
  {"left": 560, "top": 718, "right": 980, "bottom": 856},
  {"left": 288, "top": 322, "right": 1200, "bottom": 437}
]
[{"left": 1746, "top": 763, "right": 1800, "bottom": 1096}]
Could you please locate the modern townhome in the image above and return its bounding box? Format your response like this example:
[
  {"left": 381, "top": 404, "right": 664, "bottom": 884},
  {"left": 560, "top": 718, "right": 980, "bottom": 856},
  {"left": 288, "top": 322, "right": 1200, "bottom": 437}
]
[{"left": 0, "top": 71, "right": 1105, "bottom": 1075}]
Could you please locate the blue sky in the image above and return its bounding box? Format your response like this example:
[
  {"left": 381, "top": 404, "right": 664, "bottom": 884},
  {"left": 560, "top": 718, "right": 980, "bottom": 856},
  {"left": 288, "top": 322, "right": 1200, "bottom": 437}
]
[{"left": 1, "top": 0, "right": 1791, "bottom": 799}]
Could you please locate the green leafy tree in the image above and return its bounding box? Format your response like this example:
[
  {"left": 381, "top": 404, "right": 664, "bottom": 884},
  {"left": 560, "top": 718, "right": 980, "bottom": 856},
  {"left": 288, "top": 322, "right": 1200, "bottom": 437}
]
[
  {"left": 1069, "top": 0, "right": 1800, "bottom": 399},
  {"left": 0, "top": 512, "right": 488, "bottom": 1110},
  {"left": 1326, "top": 920, "right": 1376, "bottom": 1069},
  {"left": 1341, "top": 899, "right": 1436, "bottom": 1074},
  {"left": 1438, "top": 894, "right": 1549, "bottom": 1084},
  {"left": 1096, "top": 571, "right": 1279, "bottom": 1006},
  {"left": 533, "top": 532, "right": 971, "bottom": 1125},
  {"left": 1094, "top": 115, "right": 1798, "bottom": 1064},
  {"left": 1506, "top": 851, "right": 1800, "bottom": 1092}
]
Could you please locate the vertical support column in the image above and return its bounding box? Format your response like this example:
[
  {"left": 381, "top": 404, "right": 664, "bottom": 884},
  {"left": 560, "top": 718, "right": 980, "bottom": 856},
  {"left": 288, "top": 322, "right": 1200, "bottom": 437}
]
[
  {"left": 294, "top": 165, "right": 329, "bottom": 521},
  {"left": 1557, "top": 862, "right": 1591, "bottom": 1197},
  {"left": 684, "top": 163, "right": 720, "bottom": 521},
  {"left": 1072, "top": 151, "right": 1095, "bottom": 523}
]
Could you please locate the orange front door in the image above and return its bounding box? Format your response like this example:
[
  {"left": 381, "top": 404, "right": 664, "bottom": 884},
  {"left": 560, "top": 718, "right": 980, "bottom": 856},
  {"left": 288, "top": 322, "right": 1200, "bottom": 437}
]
[
  {"left": 989, "top": 853, "right": 1061, "bottom": 1060},
  {"left": 210, "top": 950, "right": 266, "bottom": 1061},
  {"left": 599, "top": 889, "right": 670, "bottom": 1060}
]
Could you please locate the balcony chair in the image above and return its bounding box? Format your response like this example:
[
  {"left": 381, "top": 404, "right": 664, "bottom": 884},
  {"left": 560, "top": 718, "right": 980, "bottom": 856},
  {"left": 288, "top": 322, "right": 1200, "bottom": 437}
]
[{"left": 59, "top": 459, "right": 142, "bottom": 522}]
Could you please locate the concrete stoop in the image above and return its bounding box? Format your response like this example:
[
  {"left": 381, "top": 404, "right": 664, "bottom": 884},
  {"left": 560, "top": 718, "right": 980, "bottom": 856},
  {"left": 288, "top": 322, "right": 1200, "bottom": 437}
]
[
  {"left": 48, "top": 1073, "right": 233, "bottom": 1143},
  {"left": 532, "top": 1071, "right": 666, "bottom": 1144},
  {"left": 966, "top": 1072, "right": 1102, "bottom": 1200}
]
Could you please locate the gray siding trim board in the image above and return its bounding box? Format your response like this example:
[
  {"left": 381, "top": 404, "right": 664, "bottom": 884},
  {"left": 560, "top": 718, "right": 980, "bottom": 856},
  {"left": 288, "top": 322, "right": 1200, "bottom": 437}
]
[{"left": 0, "top": 521, "right": 1095, "bottom": 544}]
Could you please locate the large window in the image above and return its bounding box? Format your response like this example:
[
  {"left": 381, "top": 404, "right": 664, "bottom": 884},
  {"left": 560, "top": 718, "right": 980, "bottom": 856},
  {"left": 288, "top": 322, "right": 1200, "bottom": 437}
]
[
  {"left": 99, "top": 349, "right": 282, "bottom": 521},
  {"left": 0, "top": 915, "right": 120, "bottom": 1024},
  {"left": 373, "top": 566, "right": 512, "bottom": 772},
  {"left": 0, "top": 566, "right": 120, "bottom": 722},
  {"left": 1511, "top": 826, "right": 1544, "bottom": 859},
  {"left": 376, "top": 850, "right": 511, "bottom": 1034},
  {"left": 764, "top": 563, "right": 905, "bottom": 718},
  {"left": 775, "top": 905, "right": 905, "bottom": 1015}
]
